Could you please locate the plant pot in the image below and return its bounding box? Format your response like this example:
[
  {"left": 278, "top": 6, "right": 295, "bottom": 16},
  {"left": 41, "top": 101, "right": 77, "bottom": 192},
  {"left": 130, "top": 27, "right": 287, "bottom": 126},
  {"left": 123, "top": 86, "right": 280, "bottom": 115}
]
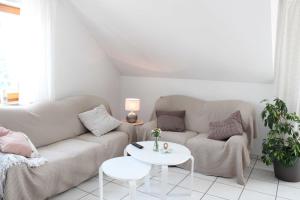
[{"left": 274, "top": 159, "right": 300, "bottom": 182}]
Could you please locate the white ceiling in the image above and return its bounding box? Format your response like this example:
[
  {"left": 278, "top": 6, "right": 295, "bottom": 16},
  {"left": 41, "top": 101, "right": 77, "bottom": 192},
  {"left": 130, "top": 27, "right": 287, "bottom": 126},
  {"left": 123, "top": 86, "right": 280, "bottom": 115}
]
[{"left": 69, "top": 0, "right": 275, "bottom": 83}]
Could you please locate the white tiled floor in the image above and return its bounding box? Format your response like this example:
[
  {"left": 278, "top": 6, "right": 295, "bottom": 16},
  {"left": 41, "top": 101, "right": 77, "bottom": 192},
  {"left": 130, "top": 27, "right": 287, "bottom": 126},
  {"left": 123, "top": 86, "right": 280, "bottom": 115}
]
[{"left": 49, "top": 156, "right": 300, "bottom": 200}]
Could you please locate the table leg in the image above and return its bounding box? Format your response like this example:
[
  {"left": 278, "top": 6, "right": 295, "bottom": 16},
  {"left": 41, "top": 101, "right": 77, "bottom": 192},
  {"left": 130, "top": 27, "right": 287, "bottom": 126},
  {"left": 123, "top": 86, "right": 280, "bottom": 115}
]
[
  {"left": 129, "top": 181, "right": 137, "bottom": 200},
  {"left": 99, "top": 166, "right": 104, "bottom": 200},
  {"left": 190, "top": 156, "right": 195, "bottom": 196},
  {"left": 161, "top": 165, "right": 168, "bottom": 200},
  {"left": 145, "top": 172, "right": 151, "bottom": 193}
]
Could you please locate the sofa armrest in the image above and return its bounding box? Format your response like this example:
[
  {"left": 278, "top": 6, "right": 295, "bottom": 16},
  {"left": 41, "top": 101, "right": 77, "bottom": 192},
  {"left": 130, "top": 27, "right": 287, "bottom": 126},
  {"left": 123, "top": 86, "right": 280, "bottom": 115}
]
[
  {"left": 116, "top": 122, "right": 136, "bottom": 143},
  {"left": 236, "top": 103, "right": 257, "bottom": 148},
  {"left": 137, "top": 120, "right": 157, "bottom": 141}
]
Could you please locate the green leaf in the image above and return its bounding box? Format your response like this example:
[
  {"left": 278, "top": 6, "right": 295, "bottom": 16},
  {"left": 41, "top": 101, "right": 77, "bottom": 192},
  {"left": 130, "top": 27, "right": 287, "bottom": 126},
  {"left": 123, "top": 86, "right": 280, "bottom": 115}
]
[{"left": 260, "top": 97, "right": 300, "bottom": 167}]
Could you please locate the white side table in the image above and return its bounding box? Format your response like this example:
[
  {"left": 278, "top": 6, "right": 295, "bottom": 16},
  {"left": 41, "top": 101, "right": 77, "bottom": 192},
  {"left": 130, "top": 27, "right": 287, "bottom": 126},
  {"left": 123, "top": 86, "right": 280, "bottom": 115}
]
[
  {"left": 124, "top": 141, "right": 194, "bottom": 200},
  {"left": 99, "top": 156, "right": 151, "bottom": 200}
]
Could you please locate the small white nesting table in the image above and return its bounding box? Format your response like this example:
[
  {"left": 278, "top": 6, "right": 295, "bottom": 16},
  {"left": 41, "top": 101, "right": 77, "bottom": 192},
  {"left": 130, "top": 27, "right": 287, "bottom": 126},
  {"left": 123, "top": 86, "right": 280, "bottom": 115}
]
[
  {"left": 99, "top": 156, "right": 151, "bottom": 200},
  {"left": 124, "top": 141, "right": 194, "bottom": 200}
]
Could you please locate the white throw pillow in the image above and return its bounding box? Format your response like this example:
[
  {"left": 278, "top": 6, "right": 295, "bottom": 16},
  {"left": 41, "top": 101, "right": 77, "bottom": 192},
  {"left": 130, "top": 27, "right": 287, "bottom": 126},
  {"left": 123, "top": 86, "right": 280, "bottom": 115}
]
[{"left": 78, "top": 105, "right": 121, "bottom": 137}]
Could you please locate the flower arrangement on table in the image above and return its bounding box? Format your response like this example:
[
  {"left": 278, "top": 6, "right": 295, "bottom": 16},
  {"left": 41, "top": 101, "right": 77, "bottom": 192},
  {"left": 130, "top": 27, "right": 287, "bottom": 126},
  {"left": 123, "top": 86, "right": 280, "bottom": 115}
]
[{"left": 151, "top": 128, "right": 161, "bottom": 152}]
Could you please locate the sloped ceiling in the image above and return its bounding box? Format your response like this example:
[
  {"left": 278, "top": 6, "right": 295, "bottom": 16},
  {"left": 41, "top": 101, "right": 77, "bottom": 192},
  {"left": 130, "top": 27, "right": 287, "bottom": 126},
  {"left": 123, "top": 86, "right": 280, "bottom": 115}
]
[{"left": 69, "top": 0, "right": 274, "bottom": 83}]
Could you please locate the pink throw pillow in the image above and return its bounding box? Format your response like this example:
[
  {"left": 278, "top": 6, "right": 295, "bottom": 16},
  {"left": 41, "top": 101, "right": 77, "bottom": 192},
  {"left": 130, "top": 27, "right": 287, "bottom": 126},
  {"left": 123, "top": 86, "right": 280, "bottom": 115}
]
[
  {"left": 0, "top": 127, "right": 10, "bottom": 136},
  {"left": 0, "top": 131, "right": 33, "bottom": 158}
]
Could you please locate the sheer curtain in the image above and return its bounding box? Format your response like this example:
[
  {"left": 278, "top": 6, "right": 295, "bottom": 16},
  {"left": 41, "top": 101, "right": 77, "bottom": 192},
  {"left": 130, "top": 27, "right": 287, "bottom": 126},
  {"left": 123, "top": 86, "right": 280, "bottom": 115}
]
[
  {"left": 18, "top": 0, "right": 56, "bottom": 104},
  {"left": 275, "top": 0, "right": 300, "bottom": 114}
]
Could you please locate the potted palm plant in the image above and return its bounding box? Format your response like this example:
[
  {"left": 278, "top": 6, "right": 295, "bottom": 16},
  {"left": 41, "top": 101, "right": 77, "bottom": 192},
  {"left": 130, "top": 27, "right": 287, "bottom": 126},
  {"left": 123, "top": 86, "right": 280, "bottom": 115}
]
[{"left": 261, "top": 98, "right": 300, "bottom": 182}]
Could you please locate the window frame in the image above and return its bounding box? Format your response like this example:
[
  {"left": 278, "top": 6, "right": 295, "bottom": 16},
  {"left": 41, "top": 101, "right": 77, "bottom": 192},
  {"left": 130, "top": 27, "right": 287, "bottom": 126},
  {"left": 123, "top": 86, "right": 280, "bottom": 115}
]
[{"left": 0, "top": 3, "right": 20, "bottom": 15}]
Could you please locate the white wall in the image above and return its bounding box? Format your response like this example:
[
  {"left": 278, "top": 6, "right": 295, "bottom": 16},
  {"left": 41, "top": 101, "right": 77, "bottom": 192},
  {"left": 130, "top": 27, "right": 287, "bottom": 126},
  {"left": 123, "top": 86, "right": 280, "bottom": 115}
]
[
  {"left": 52, "top": 1, "right": 121, "bottom": 117},
  {"left": 121, "top": 76, "right": 275, "bottom": 155}
]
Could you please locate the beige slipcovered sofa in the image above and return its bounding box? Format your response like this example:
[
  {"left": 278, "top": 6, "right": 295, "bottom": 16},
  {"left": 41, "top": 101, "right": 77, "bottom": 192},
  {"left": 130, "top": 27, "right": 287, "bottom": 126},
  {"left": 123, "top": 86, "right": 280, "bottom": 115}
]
[
  {"left": 138, "top": 95, "right": 257, "bottom": 184},
  {"left": 0, "top": 95, "right": 135, "bottom": 200}
]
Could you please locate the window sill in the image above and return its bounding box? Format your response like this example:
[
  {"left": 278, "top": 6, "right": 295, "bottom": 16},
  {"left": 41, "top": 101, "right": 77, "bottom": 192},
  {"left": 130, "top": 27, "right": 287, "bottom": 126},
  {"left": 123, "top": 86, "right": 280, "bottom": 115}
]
[{"left": 0, "top": 102, "right": 20, "bottom": 107}]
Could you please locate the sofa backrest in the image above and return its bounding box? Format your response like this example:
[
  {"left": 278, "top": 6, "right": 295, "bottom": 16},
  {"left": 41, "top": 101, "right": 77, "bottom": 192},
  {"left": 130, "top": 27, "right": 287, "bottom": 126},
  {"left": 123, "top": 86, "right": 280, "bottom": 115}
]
[
  {"left": 0, "top": 95, "right": 111, "bottom": 147},
  {"left": 151, "top": 95, "right": 256, "bottom": 134}
]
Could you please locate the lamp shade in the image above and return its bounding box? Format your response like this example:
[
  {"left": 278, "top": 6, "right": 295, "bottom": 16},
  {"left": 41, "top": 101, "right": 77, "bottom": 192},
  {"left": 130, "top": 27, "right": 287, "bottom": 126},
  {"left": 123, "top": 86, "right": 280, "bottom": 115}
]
[{"left": 125, "top": 98, "right": 140, "bottom": 112}]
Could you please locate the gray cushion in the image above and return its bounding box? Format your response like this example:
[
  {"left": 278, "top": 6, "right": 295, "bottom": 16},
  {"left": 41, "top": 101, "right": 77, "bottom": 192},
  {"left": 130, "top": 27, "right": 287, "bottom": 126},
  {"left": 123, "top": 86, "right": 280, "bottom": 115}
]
[
  {"left": 208, "top": 111, "right": 243, "bottom": 140},
  {"left": 156, "top": 110, "right": 185, "bottom": 132},
  {"left": 78, "top": 105, "right": 121, "bottom": 137},
  {"left": 77, "top": 131, "right": 128, "bottom": 146}
]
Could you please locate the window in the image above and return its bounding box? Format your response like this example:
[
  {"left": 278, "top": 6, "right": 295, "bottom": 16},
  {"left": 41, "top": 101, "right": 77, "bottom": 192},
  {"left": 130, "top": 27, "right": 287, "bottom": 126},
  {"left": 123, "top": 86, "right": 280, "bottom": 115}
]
[
  {"left": 0, "top": 7, "right": 21, "bottom": 105},
  {"left": 0, "top": 0, "right": 52, "bottom": 105}
]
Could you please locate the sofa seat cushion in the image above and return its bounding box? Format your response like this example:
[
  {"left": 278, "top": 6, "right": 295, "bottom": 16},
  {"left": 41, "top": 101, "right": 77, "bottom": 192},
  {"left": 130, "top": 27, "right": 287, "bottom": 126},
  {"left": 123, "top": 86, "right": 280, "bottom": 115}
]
[
  {"left": 187, "top": 133, "right": 225, "bottom": 157},
  {"left": 149, "top": 131, "right": 197, "bottom": 145},
  {"left": 4, "top": 136, "right": 127, "bottom": 200},
  {"left": 76, "top": 132, "right": 128, "bottom": 155},
  {"left": 185, "top": 132, "right": 250, "bottom": 184}
]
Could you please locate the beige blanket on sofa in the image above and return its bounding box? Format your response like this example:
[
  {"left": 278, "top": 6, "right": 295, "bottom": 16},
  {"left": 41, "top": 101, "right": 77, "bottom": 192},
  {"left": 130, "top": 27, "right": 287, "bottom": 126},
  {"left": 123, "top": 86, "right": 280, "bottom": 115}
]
[
  {"left": 0, "top": 153, "right": 47, "bottom": 200},
  {"left": 4, "top": 132, "right": 128, "bottom": 200},
  {"left": 137, "top": 95, "right": 257, "bottom": 184}
]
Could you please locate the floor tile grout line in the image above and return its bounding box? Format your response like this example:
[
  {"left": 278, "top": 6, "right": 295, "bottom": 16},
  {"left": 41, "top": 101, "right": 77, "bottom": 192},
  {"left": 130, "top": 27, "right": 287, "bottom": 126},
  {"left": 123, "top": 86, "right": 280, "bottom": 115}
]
[
  {"left": 200, "top": 174, "right": 218, "bottom": 200},
  {"left": 118, "top": 167, "right": 199, "bottom": 199},
  {"left": 118, "top": 191, "right": 131, "bottom": 200},
  {"left": 275, "top": 178, "right": 279, "bottom": 199},
  {"left": 277, "top": 183, "right": 300, "bottom": 190},
  {"left": 82, "top": 164, "right": 245, "bottom": 198},
  {"left": 242, "top": 188, "right": 277, "bottom": 197},
  {"left": 88, "top": 179, "right": 115, "bottom": 195},
  {"left": 137, "top": 173, "right": 183, "bottom": 198},
  {"left": 111, "top": 175, "right": 163, "bottom": 199},
  {"left": 242, "top": 157, "right": 281, "bottom": 198},
  {"left": 204, "top": 193, "right": 234, "bottom": 200},
  {"left": 76, "top": 181, "right": 110, "bottom": 194},
  {"left": 77, "top": 192, "right": 91, "bottom": 200},
  {"left": 201, "top": 180, "right": 235, "bottom": 200},
  {"left": 207, "top": 182, "right": 244, "bottom": 200},
  {"left": 166, "top": 172, "right": 190, "bottom": 195},
  {"left": 103, "top": 169, "right": 282, "bottom": 200},
  {"left": 237, "top": 156, "right": 258, "bottom": 200}
]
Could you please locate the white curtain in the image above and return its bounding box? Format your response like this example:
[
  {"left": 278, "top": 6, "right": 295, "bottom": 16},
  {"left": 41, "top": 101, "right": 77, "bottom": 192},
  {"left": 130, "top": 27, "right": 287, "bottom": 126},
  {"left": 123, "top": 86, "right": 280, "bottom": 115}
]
[
  {"left": 275, "top": 0, "right": 300, "bottom": 114},
  {"left": 18, "top": 0, "right": 56, "bottom": 104}
]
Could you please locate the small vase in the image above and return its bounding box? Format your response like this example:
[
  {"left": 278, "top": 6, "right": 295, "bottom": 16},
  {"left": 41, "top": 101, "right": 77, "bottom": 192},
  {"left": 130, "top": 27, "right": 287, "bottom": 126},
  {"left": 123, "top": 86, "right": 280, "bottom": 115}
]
[{"left": 153, "top": 137, "right": 159, "bottom": 152}]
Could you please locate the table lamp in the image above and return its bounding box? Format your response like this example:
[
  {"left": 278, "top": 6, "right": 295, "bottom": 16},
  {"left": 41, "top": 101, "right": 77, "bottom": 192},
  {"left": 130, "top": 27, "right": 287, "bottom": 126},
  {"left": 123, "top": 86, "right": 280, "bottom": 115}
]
[{"left": 125, "top": 98, "right": 140, "bottom": 123}]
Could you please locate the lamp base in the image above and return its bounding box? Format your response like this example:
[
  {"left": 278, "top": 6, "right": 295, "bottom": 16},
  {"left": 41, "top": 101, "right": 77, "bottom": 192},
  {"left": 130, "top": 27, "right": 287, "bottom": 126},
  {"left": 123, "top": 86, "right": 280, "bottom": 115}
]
[{"left": 126, "top": 112, "right": 138, "bottom": 123}]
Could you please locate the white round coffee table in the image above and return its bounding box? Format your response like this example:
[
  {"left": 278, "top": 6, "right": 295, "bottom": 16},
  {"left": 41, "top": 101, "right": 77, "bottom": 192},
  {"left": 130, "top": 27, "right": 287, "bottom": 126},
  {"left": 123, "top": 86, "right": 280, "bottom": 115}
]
[
  {"left": 124, "top": 141, "right": 194, "bottom": 200},
  {"left": 99, "top": 156, "right": 151, "bottom": 200}
]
